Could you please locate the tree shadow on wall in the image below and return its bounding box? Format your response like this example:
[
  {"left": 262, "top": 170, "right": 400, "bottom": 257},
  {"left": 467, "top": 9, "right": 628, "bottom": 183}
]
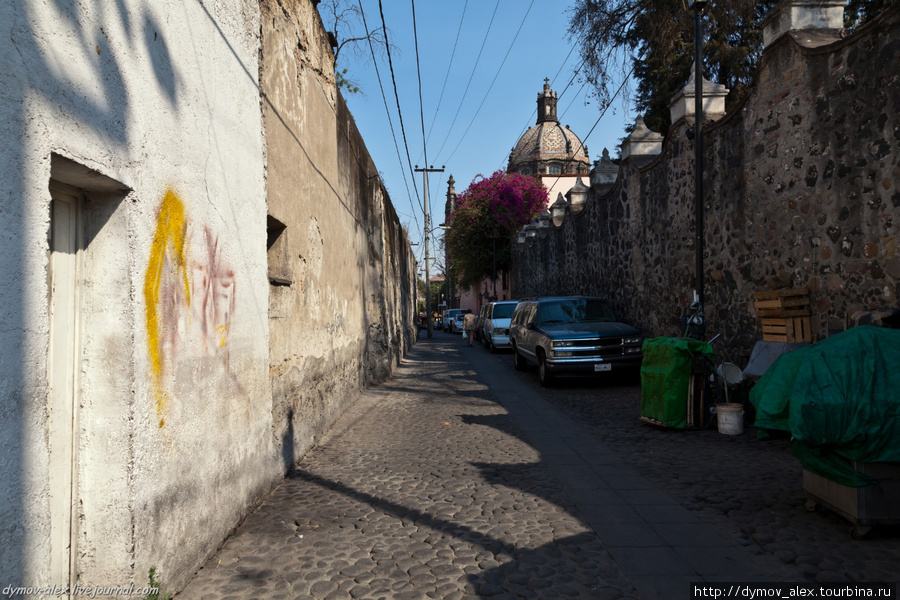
[{"left": 1, "top": 0, "right": 181, "bottom": 588}]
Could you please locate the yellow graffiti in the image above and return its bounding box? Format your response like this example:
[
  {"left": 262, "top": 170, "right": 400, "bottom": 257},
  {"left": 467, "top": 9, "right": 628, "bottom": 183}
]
[
  {"left": 216, "top": 323, "right": 230, "bottom": 348},
  {"left": 144, "top": 189, "right": 191, "bottom": 424}
]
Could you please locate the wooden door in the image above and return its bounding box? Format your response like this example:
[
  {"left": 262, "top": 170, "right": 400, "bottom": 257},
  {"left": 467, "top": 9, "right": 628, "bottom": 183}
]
[{"left": 48, "top": 183, "right": 82, "bottom": 593}]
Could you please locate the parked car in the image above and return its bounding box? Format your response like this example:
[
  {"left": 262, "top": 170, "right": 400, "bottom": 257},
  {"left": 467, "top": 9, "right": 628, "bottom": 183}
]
[
  {"left": 482, "top": 300, "right": 519, "bottom": 353},
  {"left": 442, "top": 308, "right": 468, "bottom": 332},
  {"left": 475, "top": 304, "right": 490, "bottom": 342},
  {"left": 509, "top": 296, "right": 643, "bottom": 386},
  {"left": 451, "top": 313, "right": 466, "bottom": 334}
]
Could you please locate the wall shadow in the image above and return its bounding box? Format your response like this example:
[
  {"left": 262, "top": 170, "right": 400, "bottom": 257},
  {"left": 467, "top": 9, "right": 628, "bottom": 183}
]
[
  {"left": 289, "top": 463, "right": 631, "bottom": 598},
  {"left": 0, "top": 0, "right": 181, "bottom": 587},
  {"left": 281, "top": 408, "right": 295, "bottom": 475}
]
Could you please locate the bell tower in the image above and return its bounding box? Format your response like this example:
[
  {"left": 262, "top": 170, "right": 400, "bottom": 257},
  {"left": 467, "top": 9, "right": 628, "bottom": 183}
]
[{"left": 536, "top": 78, "right": 558, "bottom": 124}]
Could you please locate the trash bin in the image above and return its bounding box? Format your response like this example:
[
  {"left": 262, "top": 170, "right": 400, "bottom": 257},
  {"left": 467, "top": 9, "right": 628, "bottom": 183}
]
[{"left": 640, "top": 337, "right": 715, "bottom": 429}]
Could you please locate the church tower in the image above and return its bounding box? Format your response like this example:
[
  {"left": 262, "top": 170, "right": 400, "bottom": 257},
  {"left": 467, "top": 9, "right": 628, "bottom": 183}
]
[
  {"left": 536, "top": 78, "right": 558, "bottom": 123},
  {"left": 508, "top": 80, "right": 590, "bottom": 180}
]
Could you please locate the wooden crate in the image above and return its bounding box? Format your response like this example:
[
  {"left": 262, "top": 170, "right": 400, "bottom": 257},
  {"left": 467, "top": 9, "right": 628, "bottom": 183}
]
[
  {"left": 761, "top": 316, "right": 812, "bottom": 343},
  {"left": 754, "top": 288, "right": 810, "bottom": 317}
]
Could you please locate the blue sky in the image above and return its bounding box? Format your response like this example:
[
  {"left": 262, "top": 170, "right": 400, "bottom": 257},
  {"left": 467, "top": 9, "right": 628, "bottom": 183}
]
[{"left": 333, "top": 1, "right": 634, "bottom": 274}]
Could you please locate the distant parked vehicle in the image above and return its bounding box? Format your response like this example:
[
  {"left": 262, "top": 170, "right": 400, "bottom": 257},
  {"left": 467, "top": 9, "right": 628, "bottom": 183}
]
[
  {"left": 442, "top": 308, "right": 468, "bottom": 332},
  {"left": 475, "top": 303, "right": 490, "bottom": 342},
  {"left": 509, "top": 296, "right": 643, "bottom": 386},
  {"left": 451, "top": 313, "right": 466, "bottom": 334},
  {"left": 481, "top": 300, "right": 519, "bottom": 353}
]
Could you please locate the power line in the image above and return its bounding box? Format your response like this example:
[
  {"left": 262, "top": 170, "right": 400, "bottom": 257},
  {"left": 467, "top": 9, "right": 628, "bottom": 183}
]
[
  {"left": 551, "top": 42, "right": 579, "bottom": 89},
  {"left": 432, "top": 0, "right": 500, "bottom": 161},
  {"left": 411, "top": 0, "right": 439, "bottom": 318},
  {"left": 498, "top": 24, "right": 633, "bottom": 174},
  {"left": 377, "top": 0, "right": 424, "bottom": 214},
  {"left": 577, "top": 65, "right": 634, "bottom": 152},
  {"left": 441, "top": 0, "right": 537, "bottom": 165},
  {"left": 357, "top": 0, "right": 420, "bottom": 232},
  {"left": 559, "top": 77, "right": 590, "bottom": 121},
  {"left": 563, "top": 15, "right": 676, "bottom": 162},
  {"left": 420, "top": 0, "right": 468, "bottom": 161},
  {"left": 411, "top": 0, "right": 431, "bottom": 208}
]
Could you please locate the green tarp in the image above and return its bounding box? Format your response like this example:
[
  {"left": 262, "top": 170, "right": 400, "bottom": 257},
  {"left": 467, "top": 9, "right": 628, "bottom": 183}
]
[
  {"left": 749, "top": 326, "right": 900, "bottom": 487},
  {"left": 640, "top": 337, "right": 715, "bottom": 429}
]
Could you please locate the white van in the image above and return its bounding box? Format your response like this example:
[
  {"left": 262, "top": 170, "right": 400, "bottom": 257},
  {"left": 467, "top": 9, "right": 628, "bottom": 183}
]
[{"left": 482, "top": 300, "right": 519, "bottom": 352}]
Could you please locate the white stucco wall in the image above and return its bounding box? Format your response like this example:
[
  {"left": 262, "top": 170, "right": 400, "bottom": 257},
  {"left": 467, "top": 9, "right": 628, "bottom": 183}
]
[{"left": 0, "top": 0, "right": 274, "bottom": 594}]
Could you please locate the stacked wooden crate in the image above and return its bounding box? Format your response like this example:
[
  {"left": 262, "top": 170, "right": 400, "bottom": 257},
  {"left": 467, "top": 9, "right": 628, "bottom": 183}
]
[{"left": 754, "top": 288, "right": 812, "bottom": 343}]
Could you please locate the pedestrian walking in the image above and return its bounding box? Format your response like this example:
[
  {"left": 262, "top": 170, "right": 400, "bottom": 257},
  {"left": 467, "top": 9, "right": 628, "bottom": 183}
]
[{"left": 463, "top": 311, "right": 477, "bottom": 347}]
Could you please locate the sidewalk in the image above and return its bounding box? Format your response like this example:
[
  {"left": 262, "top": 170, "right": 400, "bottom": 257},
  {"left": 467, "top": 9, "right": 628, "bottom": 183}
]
[{"left": 176, "top": 334, "right": 792, "bottom": 600}]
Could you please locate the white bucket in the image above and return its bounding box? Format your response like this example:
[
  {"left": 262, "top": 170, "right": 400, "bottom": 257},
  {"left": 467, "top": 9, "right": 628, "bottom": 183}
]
[{"left": 717, "top": 403, "right": 744, "bottom": 435}]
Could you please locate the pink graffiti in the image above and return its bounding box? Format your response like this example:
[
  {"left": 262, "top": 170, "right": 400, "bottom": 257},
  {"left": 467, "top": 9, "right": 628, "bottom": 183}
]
[{"left": 189, "top": 226, "right": 236, "bottom": 368}]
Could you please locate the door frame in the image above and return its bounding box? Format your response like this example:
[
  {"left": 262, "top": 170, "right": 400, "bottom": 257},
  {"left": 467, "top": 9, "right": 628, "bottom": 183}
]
[{"left": 47, "top": 180, "right": 84, "bottom": 592}]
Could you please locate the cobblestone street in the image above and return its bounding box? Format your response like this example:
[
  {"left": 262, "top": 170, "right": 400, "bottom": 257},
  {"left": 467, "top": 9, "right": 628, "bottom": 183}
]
[
  {"left": 538, "top": 361, "right": 900, "bottom": 585},
  {"left": 176, "top": 332, "right": 899, "bottom": 600}
]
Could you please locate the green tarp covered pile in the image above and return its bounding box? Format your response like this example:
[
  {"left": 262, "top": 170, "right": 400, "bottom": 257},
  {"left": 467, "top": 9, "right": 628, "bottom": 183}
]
[
  {"left": 641, "top": 337, "right": 715, "bottom": 429},
  {"left": 749, "top": 326, "right": 900, "bottom": 487}
]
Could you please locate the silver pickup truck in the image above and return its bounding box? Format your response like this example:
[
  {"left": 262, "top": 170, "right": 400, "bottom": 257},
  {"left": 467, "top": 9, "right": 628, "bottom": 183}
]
[{"left": 509, "top": 296, "right": 644, "bottom": 386}]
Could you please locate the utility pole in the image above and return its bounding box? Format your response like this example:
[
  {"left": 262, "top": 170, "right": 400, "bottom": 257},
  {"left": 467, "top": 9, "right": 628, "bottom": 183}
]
[
  {"left": 415, "top": 165, "right": 444, "bottom": 339},
  {"left": 689, "top": 0, "right": 708, "bottom": 339}
]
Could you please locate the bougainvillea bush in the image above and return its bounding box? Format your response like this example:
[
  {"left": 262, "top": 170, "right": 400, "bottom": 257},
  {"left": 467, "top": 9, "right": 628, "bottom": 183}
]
[{"left": 446, "top": 170, "right": 547, "bottom": 289}]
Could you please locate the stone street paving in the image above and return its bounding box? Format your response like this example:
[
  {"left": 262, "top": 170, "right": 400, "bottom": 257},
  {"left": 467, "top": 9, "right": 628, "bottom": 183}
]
[
  {"left": 176, "top": 333, "right": 899, "bottom": 600},
  {"left": 536, "top": 367, "right": 900, "bottom": 586}
]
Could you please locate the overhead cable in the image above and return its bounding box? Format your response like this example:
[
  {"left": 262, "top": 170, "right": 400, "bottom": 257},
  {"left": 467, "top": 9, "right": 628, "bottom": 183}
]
[
  {"left": 432, "top": 0, "right": 501, "bottom": 161},
  {"left": 556, "top": 15, "right": 674, "bottom": 163},
  {"left": 441, "top": 0, "right": 536, "bottom": 164},
  {"left": 357, "top": 0, "right": 420, "bottom": 231},
  {"left": 501, "top": 42, "right": 588, "bottom": 170},
  {"left": 418, "top": 0, "right": 469, "bottom": 163},
  {"left": 411, "top": 0, "right": 431, "bottom": 213},
  {"left": 377, "top": 0, "right": 423, "bottom": 213}
]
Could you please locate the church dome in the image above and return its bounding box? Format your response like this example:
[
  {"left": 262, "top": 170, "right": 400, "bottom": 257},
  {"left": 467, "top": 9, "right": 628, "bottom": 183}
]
[{"left": 508, "top": 80, "right": 591, "bottom": 177}]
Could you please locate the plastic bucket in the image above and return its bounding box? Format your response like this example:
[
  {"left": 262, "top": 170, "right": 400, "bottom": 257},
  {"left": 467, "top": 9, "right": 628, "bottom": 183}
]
[{"left": 717, "top": 403, "right": 744, "bottom": 435}]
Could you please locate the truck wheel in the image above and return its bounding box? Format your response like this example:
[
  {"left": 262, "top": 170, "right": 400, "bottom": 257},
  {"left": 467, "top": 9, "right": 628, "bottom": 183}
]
[
  {"left": 538, "top": 353, "right": 554, "bottom": 387},
  {"left": 513, "top": 343, "right": 526, "bottom": 371}
]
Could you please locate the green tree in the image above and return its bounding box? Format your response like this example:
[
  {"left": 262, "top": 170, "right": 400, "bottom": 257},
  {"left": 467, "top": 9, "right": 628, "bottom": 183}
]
[
  {"left": 568, "top": 0, "right": 782, "bottom": 135},
  {"left": 845, "top": 0, "right": 897, "bottom": 28},
  {"left": 570, "top": 0, "right": 894, "bottom": 135},
  {"left": 417, "top": 276, "right": 444, "bottom": 315},
  {"left": 446, "top": 171, "right": 547, "bottom": 290}
]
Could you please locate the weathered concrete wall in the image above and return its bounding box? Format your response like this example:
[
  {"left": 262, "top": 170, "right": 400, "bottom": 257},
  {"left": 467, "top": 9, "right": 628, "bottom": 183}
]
[
  {"left": 261, "top": 0, "right": 417, "bottom": 472},
  {"left": 513, "top": 5, "right": 900, "bottom": 364},
  {"left": 0, "top": 0, "right": 414, "bottom": 596}
]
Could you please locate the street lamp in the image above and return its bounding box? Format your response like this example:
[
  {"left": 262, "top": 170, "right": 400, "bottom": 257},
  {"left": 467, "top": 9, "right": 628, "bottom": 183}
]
[
  {"left": 550, "top": 193, "right": 568, "bottom": 227},
  {"left": 537, "top": 209, "right": 551, "bottom": 237},
  {"left": 517, "top": 226, "right": 527, "bottom": 245},
  {"left": 687, "top": 0, "right": 708, "bottom": 338},
  {"left": 525, "top": 219, "right": 538, "bottom": 244},
  {"left": 565, "top": 176, "right": 589, "bottom": 213}
]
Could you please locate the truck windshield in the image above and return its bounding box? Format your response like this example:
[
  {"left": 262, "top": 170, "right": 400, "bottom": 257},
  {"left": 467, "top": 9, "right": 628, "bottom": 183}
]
[
  {"left": 491, "top": 304, "right": 516, "bottom": 319},
  {"left": 539, "top": 299, "right": 616, "bottom": 324}
]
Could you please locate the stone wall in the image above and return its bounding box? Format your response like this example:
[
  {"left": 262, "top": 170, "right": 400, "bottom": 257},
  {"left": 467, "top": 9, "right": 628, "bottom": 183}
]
[{"left": 512, "top": 4, "right": 900, "bottom": 364}]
